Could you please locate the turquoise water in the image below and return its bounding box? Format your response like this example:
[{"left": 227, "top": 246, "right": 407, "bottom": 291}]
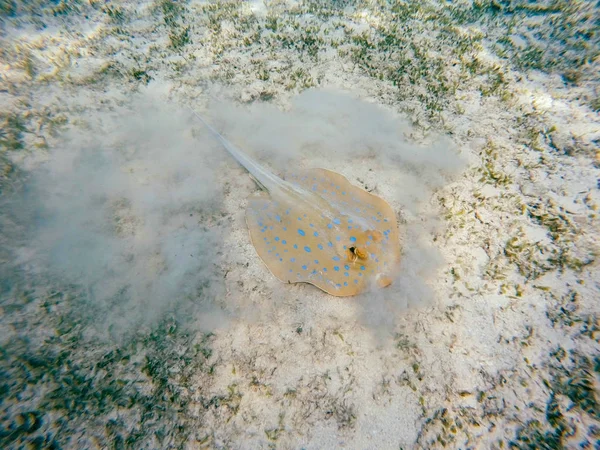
[{"left": 1, "top": 1, "right": 598, "bottom": 448}]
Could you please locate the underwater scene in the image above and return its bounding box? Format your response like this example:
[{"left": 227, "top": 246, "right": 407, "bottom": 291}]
[{"left": 0, "top": 1, "right": 598, "bottom": 448}]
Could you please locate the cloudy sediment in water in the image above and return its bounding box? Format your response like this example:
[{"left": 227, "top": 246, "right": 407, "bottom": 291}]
[{"left": 1, "top": 1, "right": 598, "bottom": 448}]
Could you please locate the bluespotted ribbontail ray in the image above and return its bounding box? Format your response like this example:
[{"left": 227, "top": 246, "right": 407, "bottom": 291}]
[{"left": 190, "top": 108, "right": 401, "bottom": 297}]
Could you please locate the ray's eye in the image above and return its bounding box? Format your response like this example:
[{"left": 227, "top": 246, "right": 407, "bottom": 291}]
[{"left": 347, "top": 246, "right": 368, "bottom": 262}]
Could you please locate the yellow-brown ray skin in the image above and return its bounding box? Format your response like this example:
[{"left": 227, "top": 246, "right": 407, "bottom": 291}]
[{"left": 245, "top": 168, "right": 400, "bottom": 297}]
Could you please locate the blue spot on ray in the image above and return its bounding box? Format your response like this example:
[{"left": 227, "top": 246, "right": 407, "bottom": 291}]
[
  {"left": 298, "top": 229, "right": 305, "bottom": 236},
  {"left": 282, "top": 240, "right": 287, "bottom": 245},
  {"left": 304, "top": 246, "right": 311, "bottom": 253},
  {"left": 344, "top": 265, "right": 350, "bottom": 270},
  {"left": 302, "top": 265, "right": 307, "bottom": 270},
  {"left": 333, "top": 218, "right": 341, "bottom": 225},
  {"left": 334, "top": 266, "right": 340, "bottom": 271},
  {"left": 314, "top": 231, "right": 319, "bottom": 237},
  {"left": 318, "top": 244, "right": 324, "bottom": 250},
  {"left": 275, "top": 237, "right": 280, "bottom": 241},
  {"left": 333, "top": 256, "right": 340, "bottom": 261},
  {"left": 349, "top": 237, "right": 356, "bottom": 243}
]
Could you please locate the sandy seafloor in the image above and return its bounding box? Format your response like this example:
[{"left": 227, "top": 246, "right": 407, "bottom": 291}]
[{"left": 1, "top": 1, "right": 599, "bottom": 449}]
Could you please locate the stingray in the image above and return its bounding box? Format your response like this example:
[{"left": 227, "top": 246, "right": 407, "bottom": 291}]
[{"left": 191, "top": 109, "right": 401, "bottom": 296}]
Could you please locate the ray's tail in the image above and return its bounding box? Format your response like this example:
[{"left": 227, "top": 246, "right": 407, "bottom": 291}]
[{"left": 188, "top": 106, "right": 283, "bottom": 193}]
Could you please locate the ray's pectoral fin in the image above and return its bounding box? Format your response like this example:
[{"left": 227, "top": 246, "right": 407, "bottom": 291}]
[{"left": 245, "top": 193, "right": 313, "bottom": 286}]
